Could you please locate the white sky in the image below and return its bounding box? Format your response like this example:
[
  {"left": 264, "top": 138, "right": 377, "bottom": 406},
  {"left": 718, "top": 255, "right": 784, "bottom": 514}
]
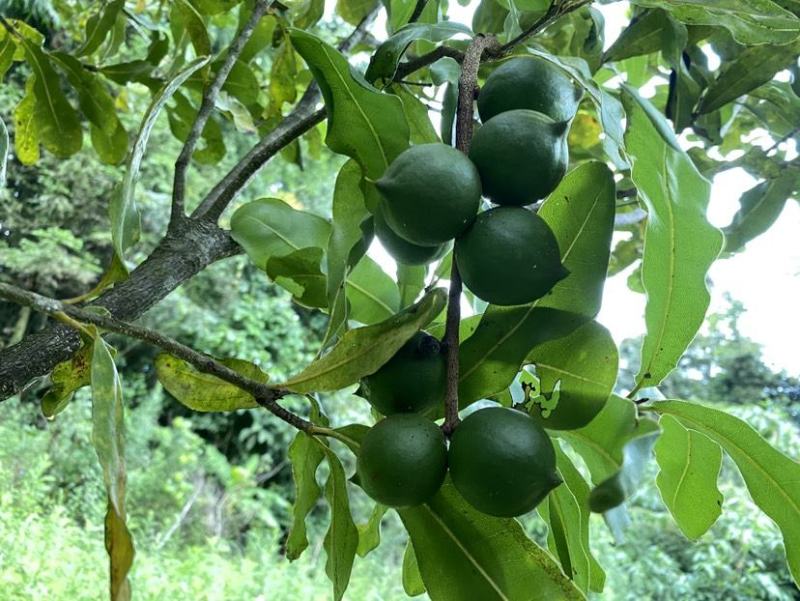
[{"left": 369, "top": 1, "right": 800, "bottom": 374}]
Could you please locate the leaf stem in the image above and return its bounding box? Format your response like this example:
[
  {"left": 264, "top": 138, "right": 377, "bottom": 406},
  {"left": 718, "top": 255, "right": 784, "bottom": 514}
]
[
  {"left": 442, "top": 35, "right": 498, "bottom": 436},
  {"left": 0, "top": 282, "right": 314, "bottom": 433}
]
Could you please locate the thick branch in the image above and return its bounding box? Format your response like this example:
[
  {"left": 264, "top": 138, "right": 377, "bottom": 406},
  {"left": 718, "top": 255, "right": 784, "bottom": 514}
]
[
  {"left": 0, "top": 283, "right": 313, "bottom": 432},
  {"left": 442, "top": 36, "right": 497, "bottom": 436},
  {"left": 171, "top": 0, "right": 271, "bottom": 231}
]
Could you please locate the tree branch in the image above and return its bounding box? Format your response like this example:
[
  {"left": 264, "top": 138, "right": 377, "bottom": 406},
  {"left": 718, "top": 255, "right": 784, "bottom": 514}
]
[
  {"left": 170, "top": 0, "right": 271, "bottom": 232},
  {"left": 496, "top": 0, "right": 594, "bottom": 55},
  {"left": 0, "top": 282, "right": 313, "bottom": 432},
  {"left": 408, "top": 0, "right": 430, "bottom": 24},
  {"left": 442, "top": 35, "right": 498, "bottom": 436}
]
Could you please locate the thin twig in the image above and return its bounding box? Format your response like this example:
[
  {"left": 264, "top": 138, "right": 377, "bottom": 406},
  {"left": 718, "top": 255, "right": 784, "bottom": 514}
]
[
  {"left": 442, "top": 35, "right": 498, "bottom": 436},
  {"left": 170, "top": 0, "right": 271, "bottom": 232},
  {"left": 408, "top": 0, "right": 430, "bottom": 24},
  {"left": 496, "top": 0, "right": 593, "bottom": 55},
  {"left": 0, "top": 283, "right": 313, "bottom": 432}
]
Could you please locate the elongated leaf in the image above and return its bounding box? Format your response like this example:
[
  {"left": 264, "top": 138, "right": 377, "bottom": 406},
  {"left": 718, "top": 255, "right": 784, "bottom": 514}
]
[
  {"left": 319, "top": 444, "right": 359, "bottom": 601},
  {"left": 654, "top": 414, "right": 723, "bottom": 539},
  {"left": 402, "top": 542, "right": 426, "bottom": 597},
  {"left": 654, "top": 400, "right": 800, "bottom": 585},
  {"left": 527, "top": 320, "right": 618, "bottom": 430},
  {"left": 13, "top": 77, "right": 39, "bottom": 165},
  {"left": 90, "top": 333, "right": 134, "bottom": 601},
  {"left": 286, "top": 432, "right": 326, "bottom": 559},
  {"left": 19, "top": 39, "right": 82, "bottom": 159},
  {"left": 110, "top": 56, "right": 210, "bottom": 263},
  {"left": 79, "top": 0, "right": 125, "bottom": 57},
  {"left": 603, "top": 9, "right": 674, "bottom": 63},
  {"left": 51, "top": 52, "right": 128, "bottom": 164},
  {"left": 171, "top": 0, "right": 211, "bottom": 56},
  {"left": 392, "top": 84, "right": 440, "bottom": 144},
  {"left": 366, "top": 22, "right": 473, "bottom": 83},
  {"left": 397, "top": 264, "right": 427, "bottom": 307},
  {"left": 0, "top": 30, "right": 16, "bottom": 79},
  {"left": 398, "top": 479, "right": 584, "bottom": 601},
  {"left": 0, "top": 115, "right": 7, "bottom": 187},
  {"left": 698, "top": 40, "right": 800, "bottom": 114},
  {"left": 458, "top": 161, "right": 615, "bottom": 404},
  {"left": 723, "top": 171, "right": 799, "bottom": 253},
  {"left": 631, "top": 0, "right": 800, "bottom": 45},
  {"left": 155, "top": 354, "right": 268, "bottom": 412},
  {"left": 290, "top": 29, "right": 409, "bottom": 179},
  {"left": 622, "top": 87, "right": 723, "bottom": 392},
  {"left": 356, "top": 503, "right": 388, "bottom": 557},
  {"left": 346, "top": 256, "right": 400, "bottom": 325},
  {"left": 267, "top": 247, "right": 328, "bottom": 308},
  {"left": 231, "top": 197, "right": 331, "bottom": 270},
  {"left": 280, "top": 288, "right": 446, "bottom": 393}
]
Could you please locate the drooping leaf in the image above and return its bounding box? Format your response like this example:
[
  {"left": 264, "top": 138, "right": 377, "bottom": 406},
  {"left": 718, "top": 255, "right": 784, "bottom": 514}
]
[
  {"left": 457, "top": 161, "right": 615, "bottom": 404},
  {"left": 653, "top": 400, "right": 800, "bottom": 585},
  {"left": 154, "top": 354, "right": 269, "bottom": 412},
  {"left": 398, "top": 479, "right": 584, "bottom": 601},
  {"left": 654, "top": 414, "right": 723, "bottom": 540},
  {"left": 319, "top": 443, "right": 359, "bottom": 601},
  {"left": 13, "top": 77, "right": 39, "bottom": 165},
  {"left": 356, "top": 503, "right": 388, "bottom": 557},
  {"left": 90, "top": 332, "right": 134, "bottom": 601},
  {"left": 280, "top": 288, "right": 446, "bottom": 393},
  {"left": 267, "top": 247, "right": 328, "bottom": 308},
  {"left": 527, "top": 320, "right": 618, "bottom": 430},
  {"left": 290, "top": 29, "right": 410, "bottom": 179},
  {"left": 630, "top": 0, "right": 800, "bottom": 45},
  {"left": 51, "top": 52, "right": 128, "bottom": 165},
  {"left": 110, "top": 56, "right": 210, "bottom": 264},
  {"left": 621, "top": 87, "right": 724, "bottom": 392},
  {"left": 365, "top": 22, "right": 473, "bottom": 83},
  {"left": 19, "top": 39, "right": 82, "bottom": 159},
  {"left": 170, "top": 0, "right": 211, "bottom": 56},
  {"left": 346, "top": 256, "right": 401, "bottom": 325},
  {"left": 723, "top": 171, "right": 799, "bottom": 253},
  {"left": 402, "top": 542, "right": 426, "bottom": 597},
  {"left": 286, "top": 431, "right": 326, "bottom": 559},
  {"left": 230, "top": 197, "right": 332, "bottom": 269},
  {"left": 41, "top": 344, "right": 93, "bottom": 418},
  {"left": 698, "top": 40, "right": 800, "bottom": 114},
  {"left": 78, "top": 0, "right": 125, "bottom": 57}
]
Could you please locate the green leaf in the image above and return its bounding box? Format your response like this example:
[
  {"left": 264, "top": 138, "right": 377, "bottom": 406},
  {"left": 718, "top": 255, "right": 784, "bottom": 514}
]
[
  {"left": 230, "top": 197, "right": 332, "bottom": 270},
  {"left": 171, "top": 0, "right": 211, "bottom": 56},
  {"left": 527, "top": 320, "right": 619, "bottom": 430},
  {"left": 603, "top": 9, "right": 675, "bottom": 63},
  {"left": 723, "top": 171, "right": 799, "bottom": 253},
  {"left": 621, "top": 87, "right": 724, "bottom": 392},
  {"left": 41, "top": 344, "right": 93, "bottom": 418},
  {"left": 356, "top": 503, "right": 388, "bottom": 557},
  {"left": 319, "top": 443, "right": 359, "bottom": 601},
  {"left": 365, "top": 22, "right": 473, "bottom": 83},
  {"left": 0, "top": 114, "right": 8, "bottom": 187},
  {"left": 290, "top": 29, "right": 410, "bottom": 179},
  {"left": 391, "top": 84, "right": 440, "bottom": 144},
  {"left": 654, "top": 414, "right": 723, "bottom": 540},
  {"left": 457, "top": 161, "right": 615, "bottom": 405},
  {"left": 220, "top": 59, "right": 260, "bottom": 106},
  {"left": 267, "top": 247, "right": 328, "bottom": 308},
  {"left": 13, "top": 77, "right": 39, "bottom": 165},
  {"left": 154, "top": 354, "right": 268, "bottom": 412},
  {"left": 280, "top": 288, "right": 446, "bottom": 393},
  {"left": 402, "top": 542, "right": 426, "bottom": 597},
  {"left": 268, "top": 38, "right": 298, "bottom": 116},
  {"left": 19, "top": 39, "right": 82, "bottom": 159},
  {"left": 190, "top": 0, "right": 244, "bottom": 14},
  {"left": 346, "top": 256, "right": 401, "bottom": 325},
  {"left": 698, "top": 40, "right": 800, "bottom": 114},
  {"left": 653, "top": 400, "right": 800, "bottom": 585},
  {"left": 630, "top": 0, "right": 800, "bottom": 45},
  {"left": 398, "top": 479, "right": 584, "bottom": 601},
  {"left": 0, "top": 30, "right": 16, "bottom": 80},
  {"left": 89, "top": 332, "right": 134, "bottom": 601},
  {"left": 51, "top": 52, "right": 128, "bottom": 165},
  {"left": 397, "top": 264, "right": 427, "bottom": 307},
  {"left": 336, "top": 0, "right": 380, "bottom": 26},
  {"left": 286, "top": 431, "right": 326, "bottom": 560},
  {"left": 588, "top": 421, "right": 660, "bottom": 514},
  {"left": 166, "top": 91, "right": 226, "bottom": 165},
  {"left": 78, "top": 0, "right": 125, "bottom": 57},
  {"left": 110, "top": 56, "right": 210, "bottom": 264}
]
